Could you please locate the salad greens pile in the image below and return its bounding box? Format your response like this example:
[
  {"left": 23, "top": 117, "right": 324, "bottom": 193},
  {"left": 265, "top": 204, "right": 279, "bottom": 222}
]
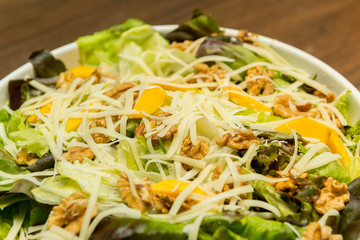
[{"left": 1, "top": 9, "right": 360, "bottom": 240}]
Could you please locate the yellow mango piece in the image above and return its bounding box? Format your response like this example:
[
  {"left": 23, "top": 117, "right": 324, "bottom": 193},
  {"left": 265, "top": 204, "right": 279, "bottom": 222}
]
[
  {"left": 151, "top": 179, "right": 207, "bottom": 198},
  {"left": 70, "top": 66, "right": 96, "bottom": 78},
  {"left": 132, "top": 87, "right": 167, "bottom": 118},
  {"left": 65, "top": 103, "right": 96, "bottom": 132},
  {"left": 65, "top": 118, "right": 83, "bottom": 132},
  {"left": 275, "top": 117, "right": 329, "bottom": 144},
  {"left": 328, "top": 130, "right": 351, "bottom": 166},
  {"left": 151, "top": 83, "right": 198, "bottom": 93},
  {"left": 228, "top": 89, "right": 273, "bottom": 115},
  {"left": 27, "top": 102, "right": 53, "bottom": 123}
]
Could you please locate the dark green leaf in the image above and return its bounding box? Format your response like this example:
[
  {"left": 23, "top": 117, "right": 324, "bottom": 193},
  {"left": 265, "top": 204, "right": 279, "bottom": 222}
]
[
  {"left": 166, "top": 9, "right": 220, "bottom": 42},
  {"left": 26, "top": 153, "right": 54, "bottom": 172},
  {"left": 29, "top": 49, "right": 66, "bottom": 78},
  {"left": 0, "top": 193, "right": 29, "bottom": 210}
]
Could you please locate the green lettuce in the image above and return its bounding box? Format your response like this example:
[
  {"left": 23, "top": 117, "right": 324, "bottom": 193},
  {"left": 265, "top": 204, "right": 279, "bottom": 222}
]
[
  {"left": 336, "top": 90, "right": 350, "bottom": 123},
  {"left": 257, "top": 111, "right": 282, "bottom": 123},
  {"left": 0, "top": 148, "right": 28, "bottom": 192},
  {"left": 116, "top": 24, "right": 195, "bottom": 78},
  {"left": 91, "top": 216, "right": 303, "bottom": 240},
  {"left": 308, "top": 160, "right": 351, "bottom": 184},
  {"left": 77, "top": 18, "right": 145, "bottom": 65},
  {"left": 6, "top": 110, "right": 49, "bottom": 157}
]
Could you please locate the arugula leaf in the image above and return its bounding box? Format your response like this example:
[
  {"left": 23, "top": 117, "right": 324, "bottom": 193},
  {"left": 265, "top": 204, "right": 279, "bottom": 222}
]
[
  {"left": 29, "top": 49, "right": 66, "bottom": 78},
  {"left": 166, "top": 9, "right": 220, "bottom": 42}
]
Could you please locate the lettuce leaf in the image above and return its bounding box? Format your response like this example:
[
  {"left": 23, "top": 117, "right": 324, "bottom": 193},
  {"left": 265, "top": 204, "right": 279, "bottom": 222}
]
[
  {"left": 29, "top": 49, "right": 66, "bottom": 78},
  {"left": 166, "top": 9, "right": 220, "bottom": 42},
  {"left": 336, "top": 90, "right": 350, "bottom": 123},
  {"left": 196, "top": 36, "right": 265, "bottom": 70},
  {"left": 116, "top": 24, "right": 195, "bottom": 78},
  {"left": 0, "top": 148, "right": 28, "bottom": 192},
  {"left": 91, "top": 215, "right": 302, "bottom": 240},
  {"left": 5, "top": 110, "right": 49, "bottom": 157},
  {"left": 76, "top": 18, "right": 145, "bottom": 65},
  {"left": 308, "top": 161, "right": 351, "bottom": 184},
  {"left": 257, "top": 111, "right": 282, "bottom": 123}
]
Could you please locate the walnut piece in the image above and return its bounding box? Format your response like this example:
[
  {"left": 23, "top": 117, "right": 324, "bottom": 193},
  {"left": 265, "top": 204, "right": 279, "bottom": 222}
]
[
  {"left": 216, "top": 129, "right": 260, "bottom": 150},
  {"left": 47, "top": 191, "right": 97, "bottom": 234},
  {"left": 104, "top": 82, "right": 137, "bottom": 99},
  {"left": 89, "top": 115, "right": 120, "bottom": 143},
  {"left": 314, "top": 177, "right": 350, "bottom": 214},
  {"left": 62, "top": 146, "right": 94, "bottom": 163},
  {"left": 274, "top": 94, "right": 314, "bottom": 118},
  {"left": 301, "top": 222, "right": 343, "bottom": 240},
  {"left": 134, "top": 112, "right": 177, "bottom": 145},
  {"left": 274, "top": 177, "right": 299, "bottom": 195},
  {"left": 170, "top": 40, "right": 194, "bottom": 51},
  {"left": 188, "top": 63, "right": 226, "bottom": 84},
  {"left": 117, "top": 172, "right": 152, "bottom": 212},
  {"left": 314, "top": 108, "right": 343, "bottom": 129},
  {"left": 180, "top": 138, "right": 209, "bottom": 171},
  {"left": 152, "top": 192, "right": 196, "bottom": 214},
  {"left": 236, "top": 29, "right": 257, "bottom": 44},
  {"left": 314, "top": 90, "right": 336, "bottom": 103},
  {"left": 245, "top": 66, "right": 275, "bottom": 96},
  {"left": 16, "top": 149, "right": 38, "bottom": 166}
]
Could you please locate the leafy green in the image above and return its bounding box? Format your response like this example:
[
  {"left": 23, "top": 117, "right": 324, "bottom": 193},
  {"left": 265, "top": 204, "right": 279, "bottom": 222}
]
[
  {"left": 197, "top": 36, "right": 265, "bottom": 71},
  {"left": 336, "top": 90, "right": 351, "bottom": 123},
  {"left": 29, "top": 49, "right": 66, "bottom": 78},
  {"left": 126, "top": 119, "right": 141, "bottom": 138},
  {"left": 77, "top": 18, "right": 145, "bottom": 65},
  {"left": 308, "top": 161, "right": 351, "bottom": 184},
  {"left": 251, "top": 179, "right": 295, "bottom": 217},
  {"left": 9, "top": 129, "right": 49, "bottom": 156},
  {"left": 0, "top": 109, "right": 10, "bottom": 123},
  {"left": 257, "top": 111, "right": 282, "bottom": 123},
  {"left": 6, "top": 110, "right": 26, "bottom": 134},
  {"left": 0, "top": 193, "right": 29, "bottom": 210},
  {"left": 26, "top": 153, "right": 54, "bottom": 172},
  {"left": 346, "top": 119, "right": 360, "bottom": 155},
  {"left": 166, "top": 9, "right": 220, "bottom": 42},
  {"left": 6, "top": 110, "right": 49, "bottom": 157},
  {"left": 0, "top": 148, "right": 28, "bottom": 192},
  {"left": 339, "top": 196, "right": 360, "bottom": 239},
  {"left": 91, "top": 215, "right": 302, "bottom": 240},
  {"left": 0, "top": 194, "right": 50, "bottom": 238}
]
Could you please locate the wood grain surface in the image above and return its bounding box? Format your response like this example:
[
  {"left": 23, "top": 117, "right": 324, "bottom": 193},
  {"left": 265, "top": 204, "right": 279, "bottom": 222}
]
[{"left": 1, "top": 0, "right": 360, "bottom": 88}]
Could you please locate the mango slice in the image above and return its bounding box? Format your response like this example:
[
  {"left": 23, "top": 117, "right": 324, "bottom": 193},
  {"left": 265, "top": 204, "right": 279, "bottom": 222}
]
[
  {"left": 152, "top": 83, "right": 198, "bottom": 93},
  {"left": 65, "top": 103, "right": 96, "bottom": 132},
  {"left": 328, "top": 130, "right": 351, "bottom": 166},
  {"left": 132, "top": 86, "right": 167, "bottom": 118},
  {"left": 151, "top": 179, "right": 207, "bottom": 198},
  {"left": 27, "top": 102, "right": 53, "bottom": 123},
  {"left": 228, "top": 88, "right": 273, "bottom": 115},
  {"left": 70, "top": 66, "right": 96, "bottom": 79},
  {"left": 275, "top": 117, "right": 330, "bottom": 144}
]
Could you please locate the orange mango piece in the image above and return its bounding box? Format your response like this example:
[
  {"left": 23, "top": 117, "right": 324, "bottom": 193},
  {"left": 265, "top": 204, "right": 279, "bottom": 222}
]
[
  {"left": 132, "top": 86, "right": 167, "bottom": 118},
  {"left": 275, "top": 117, "right": 330, "bottom": 144},
  {"left": 328, "top": 130, "right": 351, "bottom": 166},
  {"left": 27, "top": 102, "right": 53, "bottom": 123},
  {"left": 65, "top": 118, "right": 83, "bottom": 132},
  {"left": 152, "top": 83, "right": 198, "bottom": 93},
  {"left": 228, "top": 89, "right": 273, "bottom": 115},
  {"left": 151, "top": 179, "right": 207, "bottom": 198},
  {"left": 65, "top": 103, "right": 96, "bottom": 132},
  {"left": 70, "top": 66, "right": 96, "bottom": 78}
]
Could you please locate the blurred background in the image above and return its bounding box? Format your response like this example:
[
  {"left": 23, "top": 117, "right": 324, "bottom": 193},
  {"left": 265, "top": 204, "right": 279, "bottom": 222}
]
[{"left": 1, "top": 0, "right": 360, "bottom": 87}]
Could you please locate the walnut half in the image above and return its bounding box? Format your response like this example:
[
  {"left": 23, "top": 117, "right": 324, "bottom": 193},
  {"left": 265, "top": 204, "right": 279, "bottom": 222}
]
[
  {"left": 47, "top": 191, "right": 97, "bottom": 234},
  {"left": 180, "top": 138, "right": 209, "bottom": 170},
  {"left": 62, "top": 146, "right": 94, "bottom": 163},
  {"left": 314, "top": 177, "right": 350, "bottom": 214},
  {"left": 301, "top": 222, "right": 343, "bottom": 240},
  {"left": 117, "top": 172, "right": 152, "bottom": 212},
  {"left": 216, "top": 129, "right": 260, "bottom": 150},
  {"left": 16, "top": 149, "right": 38, "bottom": 166}
]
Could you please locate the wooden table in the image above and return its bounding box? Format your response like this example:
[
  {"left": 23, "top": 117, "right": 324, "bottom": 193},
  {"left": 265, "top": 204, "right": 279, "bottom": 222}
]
[{"left": 1, "top": 0, "right": 360, "bottom": 88}]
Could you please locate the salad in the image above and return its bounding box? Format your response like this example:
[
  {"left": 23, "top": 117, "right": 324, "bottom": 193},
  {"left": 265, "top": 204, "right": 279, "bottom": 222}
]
[{"left": 1, "top": 9, "right": 360, "bottom": 240}]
